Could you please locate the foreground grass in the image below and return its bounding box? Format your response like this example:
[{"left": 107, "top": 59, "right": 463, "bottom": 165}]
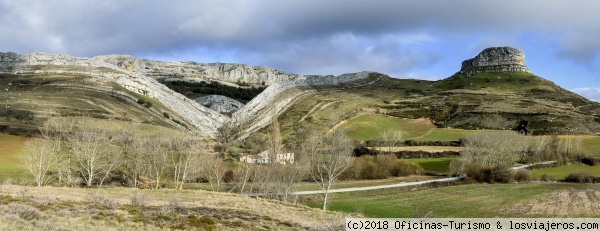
[
  {"left": 302, "top": 183, "right": 600, "bottom": 218},
  {"left": 0, "top": 185, "right": 345, "bottom": 230},
  {"left": 0, "top": 134, "right": 31, "bottom": 180},
  {"left": 531, "top": 165, "right": 600, "bottom": 180}
]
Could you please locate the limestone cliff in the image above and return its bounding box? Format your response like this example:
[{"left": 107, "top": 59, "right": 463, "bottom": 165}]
[
  {"left": 0, "top": 51, "right": 377, "bottom": 138},
  {"left": 460, "top": 47, "right": 531, "bottom": 76}
]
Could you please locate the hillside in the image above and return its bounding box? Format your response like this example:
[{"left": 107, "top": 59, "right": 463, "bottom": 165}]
[
  {"left": 272, "top": 47, "right": 600, "bottom": 144},
  {"left": 1, "top": 47, "right": 599, "bottom": 141}
]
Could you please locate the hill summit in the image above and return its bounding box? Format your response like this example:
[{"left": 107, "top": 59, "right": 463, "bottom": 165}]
[{"left": 460, "top": 46, "right": 531, "bottom": 76}]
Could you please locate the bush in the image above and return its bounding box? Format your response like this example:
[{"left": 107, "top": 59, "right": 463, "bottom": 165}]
[
  {"left": 514, "top": 169, "right": 531, "bottom": 182},
  {"left": 564, "top": 172, "right": 600, "bottom": 183},
  {"left": 163, "top": 112, "right": 170, "bottom": 119},
  {"left": 0, "top": 203, "right": 45, "bottom": 221},
  {"left": 540, "top": 174, "right": 555, "bottom": 182},
  {"left": 579, "top": 156, "right": 600, "bottom": 166},
  {"left": 392, "top": 160, "right": 424, "bottom": 177},
  {"left": 349, "top": 155, "right": 423, "bottom": 180},
  {"left": 464, "top": 163, "right": 514, "bottom": 183}
]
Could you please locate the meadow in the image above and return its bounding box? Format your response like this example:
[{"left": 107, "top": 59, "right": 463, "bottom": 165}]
[
  {"left": 302, "top": 183, "right": 600, "bottom": 218},
  {"left": 531, "top": 165, "right": 600, "bottom": 180},
  {"left": 0, "top": 134, "right": 31, "bottom": 180}
]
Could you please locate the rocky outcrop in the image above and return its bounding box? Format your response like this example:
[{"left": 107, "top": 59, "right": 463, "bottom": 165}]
[
  {"left": 195, "top": 95, "right": 244, "bottom": 114},
  {"left": 0, "top": 51, "right": 378, "bottom": 139},
  {"left": 460, "top": 47, "right": 531, "bottom": 76}
]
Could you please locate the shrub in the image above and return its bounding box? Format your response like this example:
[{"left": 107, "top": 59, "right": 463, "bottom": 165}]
[
  {"left": 350, "top": 155, "right": 423, "bottom": 179},
  {"left": 392, "top": 160, "right": 424, "bottom": 177},
  {"left": 223, "top": 170, "right": 235, "bottom": 183},
  {"left": 0, "top": 203, "right": 46, "bottom": 221},
  {"left": 579, "top": 156, "right": 600, "bottom": 166},
  {"left": 540, "top": 174, "right": 555, "bottom": 182},
  {"left": 163, "top": 112, "right": 170, "bottom": 119},
  {"left": 130, "top": 193, "right": 148, "bottom": 207},
  {"left": 464, "top": 163, "right": 514, "bottom": 183},
  {"left": 85, "top": 192, "right": 120, "bottom": 209},
  {"left": 564, "top": 172, "right": 595, "bottom": 183},
  {"left": 514, "top": 169, "right": 531, "bottom": 182}
]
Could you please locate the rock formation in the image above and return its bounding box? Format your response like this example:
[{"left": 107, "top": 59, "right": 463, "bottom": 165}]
[
  {"left": 0, "top": 51, "right": 379, "bottom": 138},
  {"left": 460, "top": 47, "right": 531, "bottom": 76},
  {"left": 195, "top": 95, "right": 244, "bottom": 114}
]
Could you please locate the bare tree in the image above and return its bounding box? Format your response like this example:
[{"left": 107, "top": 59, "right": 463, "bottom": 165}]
[
  {"left": 199, "top": 154, "right": 226, "bottom": 192},
  {"left": 267, "top": 114, "right": 283, "bottom": 162},
  {"left": 233, "top": 161, "right": 256, "bottom": 195},
  {"left": 71, "top": 128, "right": 113, "bottom": 187},
  {"left": 307, "top": 129, "right": 353, "bottom": 210},
  {"left": 461, "top": 131, "right": 529, "bottom": 166},
  {"left": 21, "top": 139, "right": 60, "bottom": 186},
  {"left": 377, "top": 130, "right": 403, "bottom": 155},
  {"left": 146, "top": 135, "right": 168, "bottom": 189},
  {"left": 169, "top": 136, "right": 202, "bottom": 190}
]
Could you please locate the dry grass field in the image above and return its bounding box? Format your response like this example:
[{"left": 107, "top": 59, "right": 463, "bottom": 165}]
[{"left": 0, "top": 184, "right": 346, "bottom": 230}]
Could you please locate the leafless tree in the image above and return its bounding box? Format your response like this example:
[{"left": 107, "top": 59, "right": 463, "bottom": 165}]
[
  {"left": 267, "top": 114, "right": 283, "bottom": 161},
  {"left": 234, "top": 162, "right": 256, "bottom": 195},
  {"left": 377, "top": 130, "right": 403, "bottom": 154},
  {"left": 21, "top": 139, "right": 60, "bottom": 186},
  {"left": 199, "top": 154, "right": 226, "bottom": 192},
  {"left": 169, "top": 136, "right": 202, "bottom": 190},
  {"left": 146, "top": 135, "right": 168, "bottom": 189},
  {"left": 307, "top": 129, "right": 353, "bottom": 210},
  {"left": 459, "top": 131, "right": 529, "bottom": 169},
  {"left": 71, "top": 127, "right": 114, "bottom": 187}
]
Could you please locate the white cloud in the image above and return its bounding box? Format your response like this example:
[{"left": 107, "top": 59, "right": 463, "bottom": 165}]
[{"left": 572, "top": 88, "right": 600, "bottom": 102}]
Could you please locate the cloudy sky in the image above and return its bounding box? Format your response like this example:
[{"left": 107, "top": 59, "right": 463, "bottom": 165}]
[{"left": 2, "top": 0, "right": 600, "bottom": 101}]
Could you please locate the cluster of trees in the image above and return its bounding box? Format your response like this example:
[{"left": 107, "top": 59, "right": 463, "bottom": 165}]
[
  {"left": 21, "top": 118, "right": 219, "bottom": 189},
  {"left": 449, "top": 131, "right": 585, "bottom": 182},
  {"left": 166, "top": 80, "right": 266, "bottom": 102},
  {"left": 341, "top": 155, "right": 423, "bottom": 180}
]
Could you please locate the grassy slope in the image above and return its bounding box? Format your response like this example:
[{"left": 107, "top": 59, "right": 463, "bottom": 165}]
[
  {"left": 276, "top": 72, "right": 600, "bottom": 146},
  {"left": 0, "top": 72, "right": 184, "bottom": 135},
  {"left": 407, "top": 158, "right": 457, "bottom": 174},
  {"left": 0, "top": 134, "right": 31, "bottom": 179},
  {"left": 0, "top": 185, "right": 344, "bottom": 230},
  {"left": 303, "top": 183, "right": 600, "bottom": 218},
  {"left": 531, "top": 165, "right": 600, "bottom": 180}
]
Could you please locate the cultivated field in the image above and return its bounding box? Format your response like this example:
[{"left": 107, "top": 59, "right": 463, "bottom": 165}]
[
  {"left": 531, "top": 165, "right": 600, "bottom": 180},
  {"left": 302, "top": 183, "right": 600, "bottom": 218}
]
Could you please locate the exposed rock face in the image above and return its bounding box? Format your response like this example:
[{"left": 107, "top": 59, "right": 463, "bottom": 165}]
[
  {"left": 460, "top": 47, "right": 531, "bottom": 76},
  {"left": 195, "top": 95, "right": 244, "bottom": 114},
  {"left": 0, "top": 51, "right": 378, "bottom": 138}
]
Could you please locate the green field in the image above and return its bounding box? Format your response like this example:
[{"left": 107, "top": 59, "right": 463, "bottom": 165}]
[
  {"left": 581, "top": 136, "right": 600, "bottom": 155},
  {"left": 407, "top": 158, "right": 456, "bottom": 174},
  {"left": 303, "top": 183, "right": 600, "bottom": 218},
  {"left": 0, "top": 134, "right": 31, "bottom": 179},
  {"left": 531, "top": 165, "right": 600, "bottom": 180},
  {"left": 344, "top": 114, "right": 435, "bottom": 141}
]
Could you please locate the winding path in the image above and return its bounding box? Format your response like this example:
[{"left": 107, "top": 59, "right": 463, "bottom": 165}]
[{"left": 245, "top": 161, "right": 557, "bottom": 197}]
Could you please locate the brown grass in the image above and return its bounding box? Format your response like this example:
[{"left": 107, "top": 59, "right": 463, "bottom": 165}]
[
  {"left": 501, "top": 188, "right": 600, "bottom": 217},
  {"left": 0, "top": 184, "right": 348, "bottom": 230},
  {"left": 372, "top": 146, "right": 463, "bottom": 153}
]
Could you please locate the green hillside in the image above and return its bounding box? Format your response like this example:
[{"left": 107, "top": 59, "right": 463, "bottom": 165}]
[{"left": 276, "top": 72, "right": 600, "bottom": 145}]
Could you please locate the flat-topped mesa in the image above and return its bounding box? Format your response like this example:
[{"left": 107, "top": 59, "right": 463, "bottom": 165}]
[{"left": 460, "top": 47, "right": 531, "bottom": 77}]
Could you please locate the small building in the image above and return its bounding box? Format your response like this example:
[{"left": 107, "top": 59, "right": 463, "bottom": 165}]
[
  {"left": 239, "top": 150, "right": 295, "bottom": 164},
  {"left": 239, "top": 151, "right": 270, "bottom": 164}
]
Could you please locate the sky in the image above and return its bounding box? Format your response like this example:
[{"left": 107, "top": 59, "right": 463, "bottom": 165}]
[{"left": 1, "top": 0, "right": 600, "bottom": 101}]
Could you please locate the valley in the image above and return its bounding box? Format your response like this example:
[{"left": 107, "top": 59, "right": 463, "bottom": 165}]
[{"left": 1, "top": 47, "right": 600, "bottom": 229}]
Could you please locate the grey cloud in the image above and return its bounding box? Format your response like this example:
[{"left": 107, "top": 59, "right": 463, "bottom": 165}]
[{"left": 1, "top": 0, "right": 600, "bottom": 75}]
